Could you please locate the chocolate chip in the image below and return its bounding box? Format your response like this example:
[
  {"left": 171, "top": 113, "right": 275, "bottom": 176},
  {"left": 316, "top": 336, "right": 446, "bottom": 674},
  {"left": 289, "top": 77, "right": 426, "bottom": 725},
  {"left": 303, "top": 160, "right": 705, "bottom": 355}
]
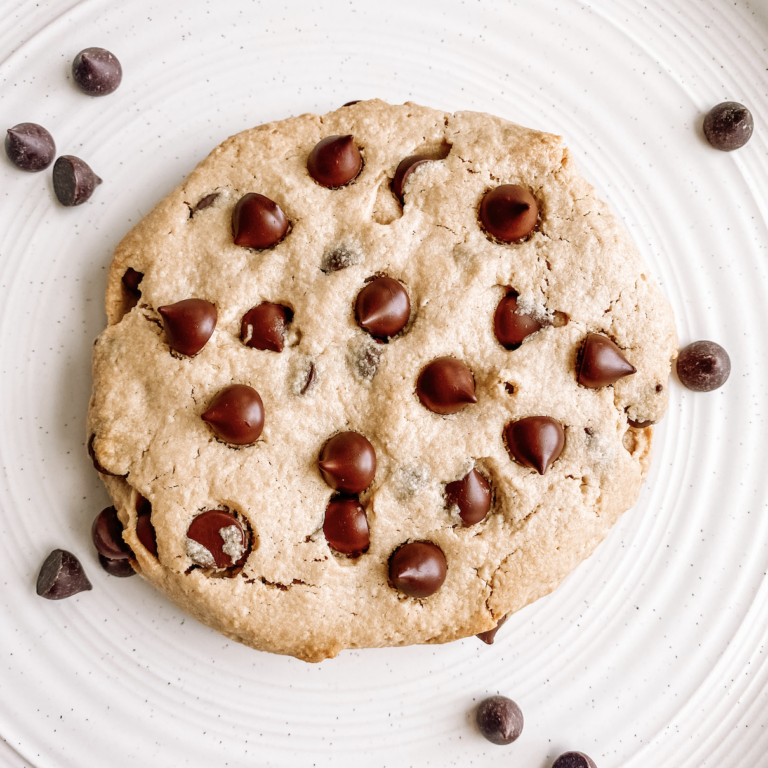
[
  {"left": 479, "top": 185, "right": 538, "bottom": 242},
  {"left": 98, "top": 554, "right": 136, "bottom": 578},
  {"left": 504, "top": 416, "right": 565, "bottom": 475},
  {"left": 52, "top": 155, "right": 102, "bottom": 206},
  {"left": 577, "top": 333, "right": 636, "bottom": 388},
  {"left": 122, "top": 268, "right": 143, "bottom": 298},
  {"left": 416, "top": 357, "right": 477, "bottom": 415},
  {"left": 494, "top": 292, "right": 542, "bottom": 349},
  {"left": 92, "top": 506, "right": 131, "bottom": 560},
  {"left": 135, "top": 495, "right": 158, "bottom": 557},
  {"left": 343, "top": 100, "right": 361, "bottom": 107},
  {"left": 192, "top": 193, "right": 219, "bottom": 213},
  {"left": 158, "top": 298, "right": 217, "bottom": 356},
  {"left": 5, "top": 123, "right": 55, "bottom": 171},
  {"left": 392, "top": 154, "right": 431, "bottom": 202},
  {"left": 318, "top": 432, "right": 376, "bottom": 494},
  {"left": 232, "top": 192, "right": 289, "bottom": 249},
  {"left": 72, "top": 47, "right": 122, "bottom": 96},
  {"left": 323, "top": 496, "right": 370, "bottom": 556},
  {"left": 87, "top": 434, "right": 121, "bottom": 476},
  {"left": 241, "top": 303, "right": 292, "bottom": 352},
  {"left": 388, "top": 541, "right": 447, "bottom": 598},
  {"left": 36, "top": 549, "right": 93, "bottom": 600},
  {"left": 300, "top": 361, "right": 316, "bottom": 394},
  {"left": 628, "top": 418, "right": 654, "bottom": 429},
  {"left": 445, "top": 468, "right": 491, "bottom": 526},
  {"left": 186, "top": 510, "right": 248, "bottom": 569},
  {"left": 476, "top": 695, "right": 524, "bottom": 745},
  {"left": 355, "top": 277, "right": 410, "bottom": 339},
  {"left": 552, "top": 752, "right": 597, "bottom": 768},
  {"left": 321, "top": 245, "right": 358, "bottom": 273},
  {"left": 476, "top": 613, "right": 509, "bottom": 644},
  {"left": 307, "top": 135, "right": 362, "bottom": 188},
  {"left": 202, "top": 384, "right": 265, "bottom": 445},
  {"left": 676, "top": 340, "right": 731, "bottom": 391},
  {"left": 350, "top": 338, "right": 383, "bottom": 381},
  {"left": 703, "top": 101, "right": 753, "bottom": 151}
]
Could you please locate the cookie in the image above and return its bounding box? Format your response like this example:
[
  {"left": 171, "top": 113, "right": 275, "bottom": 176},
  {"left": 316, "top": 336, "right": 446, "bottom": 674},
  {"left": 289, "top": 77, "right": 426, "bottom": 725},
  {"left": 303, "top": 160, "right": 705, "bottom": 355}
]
[{"left": 87, "top": 100, "right": 677, "bottom": 662}]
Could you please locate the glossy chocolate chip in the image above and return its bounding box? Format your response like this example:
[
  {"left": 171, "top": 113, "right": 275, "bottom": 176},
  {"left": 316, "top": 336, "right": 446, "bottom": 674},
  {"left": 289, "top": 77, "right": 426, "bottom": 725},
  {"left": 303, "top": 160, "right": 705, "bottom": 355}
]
[
  {"left": 135, "top": 495, "right": 158, "bottom": 557},
  {"left": 36, "top": 549, "right": 93, "bottom": 600},
  {"left": 355, "top": 277, "right": 410, "bottom": 339},
  {"left": 5, "top": 123, "right": 55, "bottom": 171},
  {"left": 552, "top": 752, "right": 597, "bottom": 768},
  {"left": 476, "top": 695, "right": 524, "bottom": 745},
  {"left": 307, "top": 135, "right": 362, "bottom": 188},
  {"left": 676, "top": 340, "right": 731, "bottom": 392},
  {"left": 52, "top": 155, "right": 102, "bottom": 206},
  {"left": 318, "top": 432, "right": 376, "bottom": 494},
  {"left": 99, "top": 554, "right": 136, "bottom": 578},
  {"left": 389, "top": 541, "right": 447, "bottom": 598},
  {"left": 477, "top": 613, "right": 509, "bottom": 645},
  {"left": 122, "top": 268, "right": 143, "bottom": 298},
  {"left": 417, "top": 357, "right": 477, "bottom": 415},
  {"left": 92, "top": 506, "right": 131, "bottom": 560},
  {"left": 479, "top": 185, "right": 538, "bottom": 242},
  {"left": 187, "top": 510, "right": 248, "bottom": 569},
  {"left": 323, "top": 496, "right": 370, "bottom": 556},
  {"left": 703, "top": 101, "right": 753, "bottom": 151},
  {"left": 392, "top": 154, "right": 431, "bottom": 202},
  {"left": 446, "top": 468, "right": 491, "bottom": 526},
  {"left": 232, "top": 192, "right": 289, "bottom": 249},
  {"left": 578, "top": 333, "right": 636, "bottom": 388},
  {"left": 494, "top": 293, "right": 542, "bottom": 349},
  {"left": 202, "top": 384, "right": 265, "bottom": 445},
  {"left": 158, "top": 298, "right": 217, "bottom": 356},
  {"left": 241, "top": 303, "right": 292, "bottom": 352},
  {"left": 72, "top": 47, "right": 122, "bottom": 96},
  {"left": 505, "top": 416, "right": 565, "bottom": 475}
]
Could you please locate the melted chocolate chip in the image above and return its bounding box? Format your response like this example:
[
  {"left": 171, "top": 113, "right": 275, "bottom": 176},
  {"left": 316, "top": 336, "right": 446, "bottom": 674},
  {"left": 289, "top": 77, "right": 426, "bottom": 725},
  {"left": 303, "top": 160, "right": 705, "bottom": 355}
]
[
  {"left": 578, "top": 333, "right": 636, "bottom": 388},
  {"left": 355, "top": 277, "right": 410, "bottom": 339},
  {"left": 37, "top": 549, "right": 93, "bottom": 600},
  {"left": 192, "top": 193, "right": 219, "bottom": 213},
  {"left": 99, "top": 554, "right": 136, "bottom": 578},
  {"left": 158, "top": 298, "right": 217, "bottom": 356},
  {"left": 323, "top": 496, "right": 370, "bottom": 556},
  {"left": 479, "top": 185, "right": 538, "bottom": 242},
  {"left": 72, "top": 47, "right": 122, "bottom": 96},
  {"left": 703, "top": 102, "right": 753, "bottom": 151},
  {"left": 552, "top": 752, "right": 597, "bottom": 768},
  {"left": 392, "top": 154, "right": 431, "bottom": 202},
  {"left": 476, "top": 613, "right": 509, "bottom": 644},
  {"left": 202, "top": 384, "right": 265, "bottom": 445},
  {"left": 52, "top": 155, "right": 102, "bottom": 206},
  {"left": 307, "top": 135, "right": 362, "bottom": 188},
  {"left": 135, "top": 495, "right": 158, "bottom": 557},
  {"left": 92, "top": 506, "right": 131, "bottom": 560},
  {"left": 445, "top": 468, "right": 491, "bottom": 526},
  {"left": 494, "top": 293, "right": 542, "bottom": 349},
  {"left": 122, "top": 268, "right": 143, "bottom": 298},
  {"left": 187, "top": 510, "right": 248, "bottom": 569},
  {"left": 476, "top": 695, "right": 524, "bottom": 745},
  {"left": 232, "top": 193, "right": 289, "bottom": 249},
  {"left": 389, "top": 541, "right": 447, "bottom": 598},
  {"left": 5, "top": 123, "right": 55, "bottom": 171},
  {"left": 417, "top": 357, "right": 477, "bottom": 415},
  {"left": 504, "top": 416, "right": 565, "bottom": 475},
  {"left": 241, "top": 303, "right": 292, "bottom": 352},
  {"left": 628, "top": 418, "right": 654, "bottom": 429},
  {"left": 318, "top": 432, "right": 376, "bottom": 494},
  {"left": 676, "top": 340, "right": 731, "bottom": 392}
]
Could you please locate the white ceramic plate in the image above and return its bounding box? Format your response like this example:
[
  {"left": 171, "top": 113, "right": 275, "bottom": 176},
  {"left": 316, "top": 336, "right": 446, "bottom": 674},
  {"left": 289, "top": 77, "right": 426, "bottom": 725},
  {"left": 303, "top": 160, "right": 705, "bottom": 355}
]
[{"left": 1, "top": 1, "right": 767, "bottom": 766}]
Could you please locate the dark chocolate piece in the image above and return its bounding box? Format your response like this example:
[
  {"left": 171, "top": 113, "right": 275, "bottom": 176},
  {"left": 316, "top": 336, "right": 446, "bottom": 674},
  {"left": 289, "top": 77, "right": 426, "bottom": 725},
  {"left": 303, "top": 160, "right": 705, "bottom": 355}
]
[
  {"left": 578, "top": 333, "right": 636, "bottom": 388},
  {"left": 98, "top": 554, "right": 136, "bottom": 578},
  {"left": 241, "top": 303, "right": 292, "bottom": 352},
  {"left": 552, "top": 752, "right": 597, "bottom": 768},
  {"left": 318, "top": 432, "right": 376, "bottom": 494},
  {"left": 504, "top": 416, "right": 565, "bottom": 475},
  {"left": 388, "top": 541, "right": 447, "bottom": 598},
  {"left": 703, "top": 101, "right": 753, "bottom": 151},
  {"left": 122, "top": 268, "right": 143, "bottom": 298},
  {"left": 476, "top": 695, "right": 524, "bottom": 745},
  {"left": 628, "top": 418, "right": 654, "bottom": 429},
  {"left": 92, "top": 506, "right": 131, "bottom": 560},
  {"left": 416, "top": 357, "right": 477, "bottom": 415},
  {"left": 342, "top": 100, "right": 361, "bottom": 107},
  {"left": 72, "top": 47, "right": 122, "bottom": 96},
  {"left": 445, "top": 468, "right": 491, "bottom": 526},
  {"left": 479, "top": 184, "right": 538, "bottom": 242},
  {"left": 36, "top": 549, "right": 92, "bottom": 600},
  {"left": 307, "top": 135, "right": 362, "bottom": 188},
  {"left": 52, "top": 155, "right": 102, "bottom": 206},
  {"left": 476, "top": 613, "right": 509, "bottom": 644},
  {"left": 135, "top": 495, "right": 158, "bottom": 557},
  {"left": 87, "top": 434, "right": 121, "bottom": 476},
  {"left": 355, "top": 277, "right": 410, "bottom": 339},
  {"left": 232, "top": 192, "right": 289, "bottom": 249},
  {"left": 323, "top": 496, "right": 370, "bottom": 556},
  {"left": 676, "top": 340, "right": 731, "bottom": 392},
  {"left": 187, "top": 510, "right": 248, "bottom": 569},
  {"left": 193, "top": 193, "right": 219, "bottom": 212},
  {"left": 5, "top": 123, "right": 55, "bottom": 171},
  {"left": 392, "top": 154, "right": 431, "bottom": 202},
  {"left": 202, "top": 384, "right": 265, "bottom": 445},
  {"left": 158, "top": 298, "right": 217, "bottom": 356},
  {"left": 494, "top": 293, "right": 542, "bottom": 349}
]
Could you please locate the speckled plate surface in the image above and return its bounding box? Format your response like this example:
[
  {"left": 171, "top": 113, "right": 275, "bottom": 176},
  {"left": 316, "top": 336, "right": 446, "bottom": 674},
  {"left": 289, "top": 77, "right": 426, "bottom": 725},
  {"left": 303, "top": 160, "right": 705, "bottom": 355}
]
[{"left": 1, "top": 1, "right": 767, "bottom": 766}]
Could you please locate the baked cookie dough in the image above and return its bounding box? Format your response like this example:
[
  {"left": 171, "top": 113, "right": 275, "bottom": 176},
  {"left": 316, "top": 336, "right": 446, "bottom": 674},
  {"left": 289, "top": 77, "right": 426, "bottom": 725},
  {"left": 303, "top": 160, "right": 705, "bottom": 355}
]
[{"left": 87, "top": 99, "right": 677, "bottom": 662}]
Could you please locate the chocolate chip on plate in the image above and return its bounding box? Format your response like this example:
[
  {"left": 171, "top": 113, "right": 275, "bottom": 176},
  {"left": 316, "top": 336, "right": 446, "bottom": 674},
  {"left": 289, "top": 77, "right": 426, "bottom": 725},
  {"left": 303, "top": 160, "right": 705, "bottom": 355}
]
[
  {"left": 505, "top": 416, "right": 565, "bottom": 475},
  {"left": 122, "top": 268, "right": 143, "bottom": 299},
  {"left": 552, "top": 752, "right": 597, "bottom": 768},
  {"left": 232, "top": 192, "right": 289, "bottom": 249},
  {"left": 417, "top": 357, "right": 477, "bottom": 415},
  {"left": 355, "top": 277, "right": 410, "bottom": 340},
  {"left": 319, "top": 432, "right": 377, "bottom": 494},
  {"left": 5, "top": 123, "right": 56, "bottom": 171},
  {"left": 36, "top": 549, "right": 93, "bottom": 600},
  {"left": 98, "top": 554, "right": 136, "bottom": 578},
  {"left": 92, "top": 506, "right": 131, "bottom": 560},
  {"left": 389, "top": 541, "right": 447, "bottom": 598},
  {"left": 479, "top": 185, "right": 538, "bottom": 242},
  {"left": 186, "top": 510, "right": 248, "bottom": 569},
  {"left": 241, "top": 302, "right": 293, "bottom": 352},
  {"left": 703, "top": 101, "right": 753, "bottom": 151},
  {"left": 476, "top": 613, "right": 509, "bottom": 644},
  {"left": 323, "top": 496, "right": 370, "bottom": 556},
  {"left": 577, "top": 333, "right": 636, "bottom": 388},
  {"left": 445, "top": 468, "right": 491, "bottom": 526},
  {"left": 202, "top": 384, "right": 265, "bottom": 445},
  {"left": 52, "top": 155, "right": 102, "bottom": 206},
  {"left": 476, "top": 695, "right": 524, "bottom": 745},
  {"left": 158, "top": 298, "right": 217, "bottom": 356},
  {"left": 676, "top": 340, "right": 731, "bottom": 391},
  {"left": 72, "top": 47, "right": 122, "bottom": 96},
  {"left": 135, "top": 495, "right": 158, "bottom": 557},
  {"left": 392, "top": 154, "right": 432, "bottom": 202},
  {"left": 307, "top": 135, "right": 362, "bottom": 188},
  {"left": 494, "top": 292, "right": 542, "bottom": 349}
]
